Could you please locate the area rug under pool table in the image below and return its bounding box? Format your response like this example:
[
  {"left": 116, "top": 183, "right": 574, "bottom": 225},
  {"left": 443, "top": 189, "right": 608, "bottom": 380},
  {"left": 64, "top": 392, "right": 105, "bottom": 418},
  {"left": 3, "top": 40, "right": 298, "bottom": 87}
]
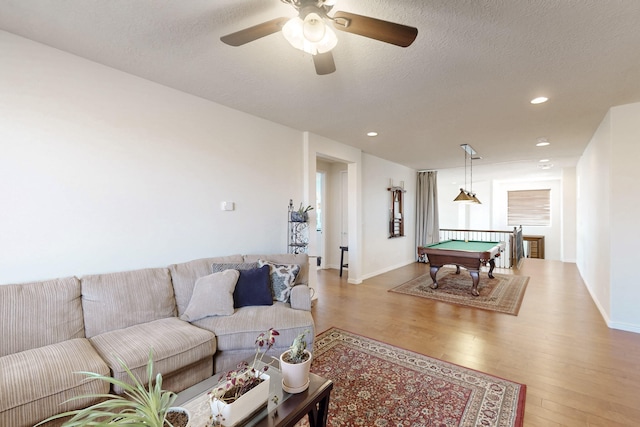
[
  {"left": 389, "top": 268, "right": 529, "bottom": 315},
  {"left": 296, "top": 328, "right": 526, "bottom": 427}
]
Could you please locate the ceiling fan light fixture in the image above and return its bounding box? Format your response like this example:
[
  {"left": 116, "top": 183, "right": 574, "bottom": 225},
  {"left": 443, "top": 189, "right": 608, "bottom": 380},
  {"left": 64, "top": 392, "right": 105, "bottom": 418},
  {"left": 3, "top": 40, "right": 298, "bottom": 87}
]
[
  {"left": 222, "top": 1, "right": 417, "bottom": 74},
  {"left": 303, "top": 13, "right": 326, "bottom": 42},
  {"left": 282, "top": 15, "right": 337, "bottom": 55}
]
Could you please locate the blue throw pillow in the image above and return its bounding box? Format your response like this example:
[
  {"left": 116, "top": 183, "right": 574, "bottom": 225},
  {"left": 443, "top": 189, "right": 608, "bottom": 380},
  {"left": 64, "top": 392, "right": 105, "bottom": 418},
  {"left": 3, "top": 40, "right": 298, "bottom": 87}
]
[{"left": 233, "top": 265, "right": 273, "bottom": 308}]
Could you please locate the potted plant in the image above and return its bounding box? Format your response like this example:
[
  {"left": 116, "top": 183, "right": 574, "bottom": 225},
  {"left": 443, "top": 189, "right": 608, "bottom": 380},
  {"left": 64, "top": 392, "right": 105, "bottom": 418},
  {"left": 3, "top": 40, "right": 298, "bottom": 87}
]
[
  {"left": 35, "top": 350, "right": 190, "bottom": 427},
  {"left": 279, "top": 329, "right": 312, "bottom": 393},
  {"left": 290, "top": 203, "right": 314, "bottom": 222},
  {"left": 209, "top": 328, "right": 279, "bottom": 426}
]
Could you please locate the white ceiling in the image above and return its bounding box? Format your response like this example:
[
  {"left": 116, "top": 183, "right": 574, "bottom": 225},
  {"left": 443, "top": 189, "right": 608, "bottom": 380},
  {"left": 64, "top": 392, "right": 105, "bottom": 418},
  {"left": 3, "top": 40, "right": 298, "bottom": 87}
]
[{"left": 2, "top": 0, "right": 639, "bottom": 176}]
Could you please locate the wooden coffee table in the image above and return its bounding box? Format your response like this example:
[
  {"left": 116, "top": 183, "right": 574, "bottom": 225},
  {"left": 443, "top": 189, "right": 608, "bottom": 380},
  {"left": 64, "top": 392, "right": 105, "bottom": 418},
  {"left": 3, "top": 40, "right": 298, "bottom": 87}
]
[{"left": 173, "top": 357, "right": 333, "bottom": 427}]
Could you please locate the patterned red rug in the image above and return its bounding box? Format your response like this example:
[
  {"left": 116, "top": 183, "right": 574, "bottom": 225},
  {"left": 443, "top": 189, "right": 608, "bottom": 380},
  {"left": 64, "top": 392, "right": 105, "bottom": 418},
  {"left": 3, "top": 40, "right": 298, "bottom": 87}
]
[{"left": 297, "top": 328, "right": 526, "bottom": 427}]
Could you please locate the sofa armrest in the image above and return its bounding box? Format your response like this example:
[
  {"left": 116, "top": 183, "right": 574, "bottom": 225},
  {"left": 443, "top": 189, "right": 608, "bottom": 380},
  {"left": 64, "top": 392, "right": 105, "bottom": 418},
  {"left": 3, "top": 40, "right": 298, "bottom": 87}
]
[{"left": 290, "top": 285, "right": 312, "bottom": 311}]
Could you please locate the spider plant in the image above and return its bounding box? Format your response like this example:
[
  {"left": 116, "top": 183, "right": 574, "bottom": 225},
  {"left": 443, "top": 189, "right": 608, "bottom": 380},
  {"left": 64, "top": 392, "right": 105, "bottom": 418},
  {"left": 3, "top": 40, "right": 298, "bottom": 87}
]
[{"left": 36, "top": 350, "right": 179, "bottom": 426}]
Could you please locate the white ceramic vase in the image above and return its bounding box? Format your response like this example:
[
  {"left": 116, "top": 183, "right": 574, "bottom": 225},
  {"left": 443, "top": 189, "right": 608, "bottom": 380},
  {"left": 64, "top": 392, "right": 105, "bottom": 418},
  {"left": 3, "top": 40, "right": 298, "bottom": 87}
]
[
  {"left": 279, "top": 350, "right": 312, "bottom": 393},
  {"left": 209, "top": 372, "right": 270, "bottom": 427}
]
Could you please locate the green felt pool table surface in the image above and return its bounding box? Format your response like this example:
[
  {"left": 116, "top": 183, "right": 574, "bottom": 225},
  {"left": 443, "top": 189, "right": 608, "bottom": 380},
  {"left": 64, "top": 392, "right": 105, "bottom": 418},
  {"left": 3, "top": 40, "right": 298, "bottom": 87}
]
[{"left": 423, "top": 240, "right": 501, "bottom": 252}]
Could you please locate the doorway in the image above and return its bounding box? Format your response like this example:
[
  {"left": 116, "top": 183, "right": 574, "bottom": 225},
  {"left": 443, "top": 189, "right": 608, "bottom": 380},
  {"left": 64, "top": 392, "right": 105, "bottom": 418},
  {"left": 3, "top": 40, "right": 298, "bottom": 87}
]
[
  {"left": 316, "top": 171, "right": 326, "bottom": 268},
  {"left": 315, "top": 158, "right": 349, "bottom": 272},
  {"left": 340, "top": 170, "right": 349, "bottom": 247},
  {"left": 305, "top": 131, "right": 361, "bottom": 283}
]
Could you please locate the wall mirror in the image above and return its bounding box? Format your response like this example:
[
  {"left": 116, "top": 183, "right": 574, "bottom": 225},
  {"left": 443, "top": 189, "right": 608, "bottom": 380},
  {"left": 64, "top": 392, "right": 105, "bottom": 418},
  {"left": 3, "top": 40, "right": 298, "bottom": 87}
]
[{"left": 388, "top": 183, "right": 406, "bottom": 238}]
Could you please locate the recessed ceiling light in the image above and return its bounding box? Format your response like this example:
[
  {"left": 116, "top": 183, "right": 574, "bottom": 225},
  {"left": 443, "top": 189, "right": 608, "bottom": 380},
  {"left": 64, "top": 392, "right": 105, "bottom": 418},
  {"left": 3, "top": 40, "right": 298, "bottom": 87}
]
[
  {"left": 536, "top": 141, "right": 550, "bottom": 147},
  {"left": 538, "top": 163, "right": 554, "bottom": 170},
  {"left": 531, "top": 96, "right": 549, "bottom": 104},
  {"left": 539, "top": 159, "right": 550, "bottom": 162},
  {"left": 367, "top": 131, "right": 378, "bottom": 137}
]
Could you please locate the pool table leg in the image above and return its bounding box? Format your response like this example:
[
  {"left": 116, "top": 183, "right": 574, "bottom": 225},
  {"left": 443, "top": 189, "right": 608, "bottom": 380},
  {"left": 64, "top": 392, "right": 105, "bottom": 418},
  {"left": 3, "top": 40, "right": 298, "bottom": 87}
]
[
  {"left": 469, "top": 270, "right": 481, "bottom": 296},
  {"left": 487, "top": 259, "right": 496, "bottom": 279},
  {"left": 429, "top": 265, "right": 441, "bottom": 289}
]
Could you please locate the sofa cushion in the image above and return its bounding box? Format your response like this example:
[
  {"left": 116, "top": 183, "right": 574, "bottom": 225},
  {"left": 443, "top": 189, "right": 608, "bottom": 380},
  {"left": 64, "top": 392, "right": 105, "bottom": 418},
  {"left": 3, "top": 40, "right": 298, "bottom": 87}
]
[
  {"left": 258, "top": 259, "right": 300, "bottom": 302},
  {"left": 191, "top": 302, "right": 313, "bottom": 353},
  {"left": 211, "top": 262, "right": 258, "bottom": 273},
  {"left": 0, "top": 338, "right": 109, "bottom": 427},
  {"left": 0, "top": 277, "right": 84, "bottom": 357},
  {"left": 180, "top": 270, "right": 240, "bottom": 321},
  {"left": 169, "top": 255, "right": 244, "bottom": 317},
  {"left": 243, "top": 254, "right": 308, "bottom": 286},
  {"left": 233, "top": 265, "right": 273, "bottom": 308},
  {"left": 81, "top": 267, "right": 176, "bottom": 338},
  {"left": 290, "top": 284, "right": 313, "bottom": 311},
  {"left": 89, "top": 317, "right": 216, "bottom": 394}
]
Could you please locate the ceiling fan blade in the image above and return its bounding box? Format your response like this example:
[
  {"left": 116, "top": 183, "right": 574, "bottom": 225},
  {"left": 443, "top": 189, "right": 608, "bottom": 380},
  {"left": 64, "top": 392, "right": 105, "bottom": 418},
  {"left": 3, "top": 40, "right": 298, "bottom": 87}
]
[
  {"left": 220, "top": 17, "right": 289, "bottom": 46},
  {"left": 332, "top": 11, "right": 418, "bottom": 47},
  {"left": 313, "top": 51, "right": 336, "bottom": 75}
]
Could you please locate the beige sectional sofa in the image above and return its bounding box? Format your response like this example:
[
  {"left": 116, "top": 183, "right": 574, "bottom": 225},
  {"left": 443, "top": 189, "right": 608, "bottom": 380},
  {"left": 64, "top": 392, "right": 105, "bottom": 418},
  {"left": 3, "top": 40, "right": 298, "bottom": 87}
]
[{"left": 0, "top": 253, "right": 314, "bottom": 427}]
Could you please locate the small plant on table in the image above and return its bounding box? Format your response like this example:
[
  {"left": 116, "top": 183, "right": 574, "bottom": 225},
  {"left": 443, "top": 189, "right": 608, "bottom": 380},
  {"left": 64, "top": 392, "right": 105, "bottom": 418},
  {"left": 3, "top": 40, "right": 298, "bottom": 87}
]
[{"left": 209, "top": 328, "right": 279, "bottom": 426}]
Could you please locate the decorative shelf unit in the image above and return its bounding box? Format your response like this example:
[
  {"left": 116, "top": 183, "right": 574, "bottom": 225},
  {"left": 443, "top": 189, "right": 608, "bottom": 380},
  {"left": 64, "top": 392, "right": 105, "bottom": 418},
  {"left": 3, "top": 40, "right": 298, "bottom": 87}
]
[{"left": 288, "top": 202, "right": 309, "bottom": 254}]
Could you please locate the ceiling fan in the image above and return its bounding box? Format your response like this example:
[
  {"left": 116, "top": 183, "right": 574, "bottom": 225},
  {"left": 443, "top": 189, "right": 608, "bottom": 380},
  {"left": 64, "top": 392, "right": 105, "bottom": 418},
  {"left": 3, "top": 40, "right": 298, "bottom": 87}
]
[{"left": 220, "top": 0, "right": 418, "bottom": 75}]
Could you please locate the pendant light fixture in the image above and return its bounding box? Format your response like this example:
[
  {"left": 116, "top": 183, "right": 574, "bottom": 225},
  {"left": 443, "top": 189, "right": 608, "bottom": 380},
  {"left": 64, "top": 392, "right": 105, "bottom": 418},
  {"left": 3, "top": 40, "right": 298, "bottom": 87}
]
[{"left": 453, "top": 144, "right": 481, "bottom": 204}]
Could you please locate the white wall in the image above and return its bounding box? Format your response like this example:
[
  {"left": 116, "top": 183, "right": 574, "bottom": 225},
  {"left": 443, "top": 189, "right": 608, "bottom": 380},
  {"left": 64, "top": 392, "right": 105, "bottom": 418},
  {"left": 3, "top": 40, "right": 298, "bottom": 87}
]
[
  {"left": 1, "top": 32, "right": 422, "bottom": 287},
  {"left": 437, "top": 167, "right": 572, "bottom": 262},
  {"left": 0, "top": 31, "right": 305, "bottom": 284},
  {"left": 561, "top": 168, "right": 577, "bottom": 262},
  {"left": 577, "top": 101, "right": 640, "bottom": 333},
  {"left": 493, "top": 179, "right": 562, "bottom": 261},
  {"left": 361, "top": 153, "right": 416, "bottom": 279},
  {"left": 576, "top": 111, "right": 612, "bottom": 325},
  {"left": 438, "top": 175, "right": 494, "bottom": 230},
  {"left": 609, "top": 103, "right": 640, "bottom": 332}
]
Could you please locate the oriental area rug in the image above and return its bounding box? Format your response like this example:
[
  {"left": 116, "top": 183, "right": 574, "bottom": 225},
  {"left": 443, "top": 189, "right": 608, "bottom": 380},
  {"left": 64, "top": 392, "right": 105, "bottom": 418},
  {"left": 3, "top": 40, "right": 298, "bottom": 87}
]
[
  {"left": 296, "top": 328, "right": 526, "bottom": 427},
  {"left": 389, "top": 268, "right": 529, "bottom": 315}
]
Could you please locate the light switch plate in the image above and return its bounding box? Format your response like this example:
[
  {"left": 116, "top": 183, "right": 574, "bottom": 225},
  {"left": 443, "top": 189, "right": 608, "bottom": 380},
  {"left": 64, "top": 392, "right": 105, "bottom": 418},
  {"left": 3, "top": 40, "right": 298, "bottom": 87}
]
[{"left": 221, "top": 201, "right": 234, "bottom": 211}]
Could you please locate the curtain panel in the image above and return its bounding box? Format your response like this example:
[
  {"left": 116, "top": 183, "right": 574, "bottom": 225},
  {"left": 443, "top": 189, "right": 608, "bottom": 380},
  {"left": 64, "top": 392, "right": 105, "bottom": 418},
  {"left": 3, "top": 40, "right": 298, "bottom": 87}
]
[{"left": 416, "top": 171, "right": 439, "bottom": 259}]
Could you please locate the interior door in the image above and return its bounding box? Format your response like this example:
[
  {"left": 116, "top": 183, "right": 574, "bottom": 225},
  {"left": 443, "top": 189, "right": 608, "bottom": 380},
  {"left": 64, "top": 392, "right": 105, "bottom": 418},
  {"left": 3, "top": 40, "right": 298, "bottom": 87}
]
[
  {"left": 316, "top": 171, "right": 325, "bottom": 267},
  {"left": 340, "top": 170, "right": 348, "bottom": 247}
]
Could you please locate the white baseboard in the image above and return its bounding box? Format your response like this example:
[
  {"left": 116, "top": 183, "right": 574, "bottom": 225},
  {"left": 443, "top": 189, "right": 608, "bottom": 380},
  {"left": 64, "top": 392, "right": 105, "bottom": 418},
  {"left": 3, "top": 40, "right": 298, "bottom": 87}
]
[
  {"left": 360, "top": 259, "right": 417, "bottom": 281},
  {"left": 322, "top": 259, "right": 416, "bottom": 284},
  {"left": 582, "top": 273, "right": 640, "bottom": 334},
  {"left": 608, "top": 320, "right": 640, "bottom": 334}
]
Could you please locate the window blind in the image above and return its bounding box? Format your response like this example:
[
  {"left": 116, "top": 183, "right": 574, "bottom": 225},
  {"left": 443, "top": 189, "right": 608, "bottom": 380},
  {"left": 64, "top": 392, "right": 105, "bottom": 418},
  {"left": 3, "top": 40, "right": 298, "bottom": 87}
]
[{"left": 507, "top": 189, "right": 551, "bottom": 226}]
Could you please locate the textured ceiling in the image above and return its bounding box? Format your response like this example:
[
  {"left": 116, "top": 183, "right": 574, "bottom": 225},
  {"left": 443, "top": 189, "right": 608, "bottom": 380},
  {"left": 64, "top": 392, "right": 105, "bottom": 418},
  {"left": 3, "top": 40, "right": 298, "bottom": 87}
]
[{"left": 2, "top": 0, "right": 640, "bottom": 176}]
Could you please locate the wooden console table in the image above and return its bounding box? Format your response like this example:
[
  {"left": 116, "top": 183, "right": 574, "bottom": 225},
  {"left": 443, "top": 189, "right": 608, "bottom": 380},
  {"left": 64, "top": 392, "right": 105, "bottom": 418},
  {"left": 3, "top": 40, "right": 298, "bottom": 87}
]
[{"left": 523, "top": 235, "right": 545, "bottom": 259}]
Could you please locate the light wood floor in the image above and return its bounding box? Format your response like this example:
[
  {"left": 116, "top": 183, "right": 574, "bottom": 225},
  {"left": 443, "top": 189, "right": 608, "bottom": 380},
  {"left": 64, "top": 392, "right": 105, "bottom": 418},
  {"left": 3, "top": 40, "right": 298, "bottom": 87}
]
[{"left": 310, "top": 258, "right": 640, "bottom": 426}]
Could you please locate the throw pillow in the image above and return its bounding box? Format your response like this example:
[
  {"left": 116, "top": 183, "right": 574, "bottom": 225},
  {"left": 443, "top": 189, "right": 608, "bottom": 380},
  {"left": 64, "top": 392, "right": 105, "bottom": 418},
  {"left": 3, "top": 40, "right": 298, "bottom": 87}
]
[
  {"left": 180, "top": 269, "right": 240, "bottom": 322},
  {"left": 233, "top": 265, "right": 273, "bottom": 308},
  {"left": 258, "top": 259, "right": 301, "bottom": 302},
  {"left": 211, "top": 262, "right": 258, "bottom": 274}
]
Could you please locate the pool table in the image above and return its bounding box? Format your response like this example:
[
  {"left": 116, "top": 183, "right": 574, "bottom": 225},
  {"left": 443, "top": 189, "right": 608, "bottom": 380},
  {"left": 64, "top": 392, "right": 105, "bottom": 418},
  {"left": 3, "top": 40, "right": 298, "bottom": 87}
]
[{"left": 418, "top": 240, "right": 506, "bottom": 296}]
